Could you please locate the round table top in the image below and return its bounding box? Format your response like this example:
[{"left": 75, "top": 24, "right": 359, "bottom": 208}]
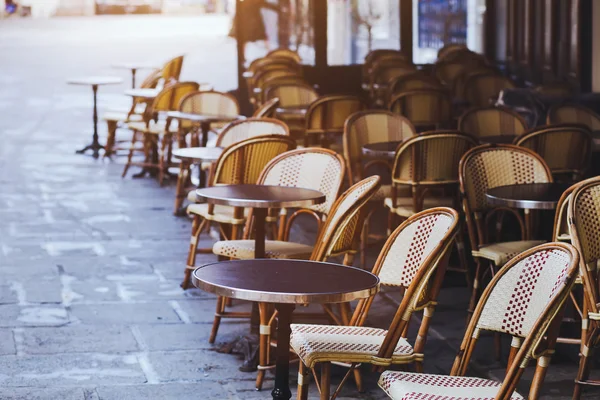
[
  {"left": 480, "top": 135, "right": 517, "bottom": 145},
  {"left": 112, "top": 63, "right": 158, "bottom": 70},
  {"left": 195, "top": 184, "right": 325, "bottom": 208},
  {"left": 275, "top": 106, "right": 308, "bottom": 116},
  {"left": 124, "top": 88, "right": 160, "bottom": 99},
  {"left": 486, "top": 182, "right": 571, "bottom": 210},
  {"left": 67, "top": 76, "right": 123, "bottom": 86},
  {"left": 166, "top": 111, "right": 242, "bottom": 123},
  {"left": 172, "top": 147, "right": 223, "bottom": 162},
  {"left": 362, "top": 141, "right": 403, "bottom": 159},
  {"left": 192, "top": 259, "right": 380, "bottom": 304}
]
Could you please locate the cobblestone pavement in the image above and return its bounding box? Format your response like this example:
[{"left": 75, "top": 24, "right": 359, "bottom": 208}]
[{"left": 0, "top": 15, "right": 596, "bottom": 400}]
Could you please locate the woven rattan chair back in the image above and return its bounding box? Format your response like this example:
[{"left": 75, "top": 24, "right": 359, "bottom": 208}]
[
  {"left": 252, "top": 98, "right": 280, "bottom": 118},
  {"left": 343, "top": 110, "right": 416, "bottom": 185},
  {"left": 515, "top": 124, "right": 592, "bottom": 179},
  {"left": 266, "top": 48, "right": 302, "bottom": 63},
  {"left": 216, "top": 118, "right": 289, "bottom": 148},
  {"left": 259, "top": 148, "right": 345, "bottom": 216},
  {"left": 139, "top": 69, "right": 163, "bottom": 89},
  {"left": 247, "top": 56, "right": 300, "bottom": 75},
  {"left": 210, "top": 135, "right": 296, "bottom": 186},
  {"left": 264, "top": 83, "right": 318, "bottom": 108},
  {"left": 147, "top": 81, "right": 200, "bottom": 120},
  {"left": 459, "top": 145, "right": 552, "bottom": 249},
  {"left": 363, "top": 51, "right": 409, "bottom": 86},
  {"left": 451, "top": 242, "right": 579, "bottom": 399},
  {"left": 178, "top": 90, "right": 240, "bottom": 130},
  {"left": 458, "top": 106, "right": 528, "bottom": 138},
  {"left": 161, "top": 55, "right": 184, "bottom": 83},
  {"left": 305, "top": 95, "right": 364, "bottom": 137},
  {"left": 437, "top": 44, "right": 468, "bottom": 60},
  {"left": 254, "top": 68, "right": 299, "bottom": 93},
  {"left": 389, "top": 89, "right": 452, "bottom": 129},
  {"left": 311, "top": 176, "right": 381, "bottom": 261},
  {"left": 388, "top": 73, "right": 443, "bottom": 95},
  {"left": 452, "top": 66, "right": 499, "bottom": 100},
  {"left": 463, "top": 72, "right": 515, "bottom": 107},
  {"left": 553, "top": 182, "right": 579, "bottom": 242},
  {"left": 547, "top": 104, "right": 600, "bottom": 131}
]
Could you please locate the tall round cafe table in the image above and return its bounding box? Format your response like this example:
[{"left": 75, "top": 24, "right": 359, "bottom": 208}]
[
  {"left": 67, "top": 76, "right": 123, "bottom": 158},
  {"left": 193, "top": 259, "right": 379, "bottom": 400}
]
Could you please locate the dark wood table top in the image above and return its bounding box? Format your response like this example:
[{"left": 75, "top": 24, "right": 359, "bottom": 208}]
[
  {"left": 362, "top": 141, "right": 403, "bottom": 159},
  {"left": 172, "top": 147, "right": 223, "bottom": 162},
  {"left": 486, "top": 182, "right": 571, "bottom": 210},
  {"left": 192, "top": 259, "right": 379, "bottom": 304},
  {"left": 480, "top": 135, "right": 518, "bottom": 145},
  {"left": 166, "top": 111, "right": 243, "bottom": 123},
  {"left": 195, "top": 184, "right": 325, "bottom": 208}
]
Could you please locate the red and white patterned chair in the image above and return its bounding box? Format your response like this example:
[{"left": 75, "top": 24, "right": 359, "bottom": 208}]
[
  {"left": 291, "top": 207, "right": 461, "bottom": 400},
  {"left": 378, "top": 242, "right": 580, "bottom": 400}
]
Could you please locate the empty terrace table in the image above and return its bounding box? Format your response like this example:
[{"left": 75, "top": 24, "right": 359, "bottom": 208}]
[
  {"left": 167, "top": 111, "right": 243, "bottom": 148},
  {"left": 362, "top": 140, "right": 403, "bottom": 160},
  {"left": 171, "top": 147, "right": 224, "bottom": 215},
  {"left": 192, "top": 259, "right": 379, "bottom": 400},
  {"left": 67, "top": 76, "right": 123, "bottom": 158},
  {"left": 112, "top": 63, "right": 158, "bottom": 88},
  {"left": 486, "top": 182, "right": 571, "bottom": 239}
]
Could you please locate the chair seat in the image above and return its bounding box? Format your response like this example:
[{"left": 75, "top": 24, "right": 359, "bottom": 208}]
[
  {"left": 290, "top": 324, "right": 414, "bottom": 368},
  {"left": 186, "top": 203, "right": 248, "bottom": 225},
  {"left": 384, "top": 196, "right": 455, "bottom": 218},
  {"left": 213, "top": 240, "right": 313, "bottom": 260},
  {"left": 127, "top": 121, "right": 178, "bottom": 135},
  {"left": 102, "top": 111, "right": 144, "bottom": 123},
  {"left": 473, "top": 240, "right": 545, "bottom": 267},
  {"left": 378, "top": 371, "right": 524, "bottom": 400}
]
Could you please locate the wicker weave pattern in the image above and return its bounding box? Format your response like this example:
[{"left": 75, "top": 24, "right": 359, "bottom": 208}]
[
  {"left": 261, "top": 151, "right": 343, "bottom": 214},
  {"left": 378, "top": 213, "right": 454, "bottom": 287},
  {"left": 290, "top": 324, "right": 413, "bottom": 368},
  {"left": 571, "top": 184, "right": 600, "bottom": 263},
  {"left": 461, "top": 147, "right": 551, "bottom": 212},
  {"left": 378, "top": 371, "right": 524, "bottom": 400},
  {"left": 477, "top": 249, "right": 571, "bottom": 337},
  {"left": 306, "top": 96, "right": 363, "bottom": 134},
  {"left": 548, "top": 104, "right": 600, "bottom": 131},
  {"left": 389, "top": 90, "right": 451, "bottom": 127},
  {"left": 161, "top": 55, "right": 184, "bottom": 82},
  {"left": 458, "top": 107, "right": 528, "bottom": 137},
  {"left": 213, "top": 239, "right": 312, "bottom": 259},
  {"left": 152, "top": 82, "right": 200, "bottom": 114},
  {"left": 216, "top": 119, "right": 288, "bottom": 148},
  {"left": 265, "top": 84, "right": 318, "bottom": 107}
]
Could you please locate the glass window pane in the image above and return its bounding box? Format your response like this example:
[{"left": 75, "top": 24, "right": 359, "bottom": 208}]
[{"left": 327, "top": 0, "right": 400, "bottom": 66}]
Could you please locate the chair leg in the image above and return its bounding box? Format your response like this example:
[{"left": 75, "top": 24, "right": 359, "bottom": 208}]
[
  {"left": 209, "top": 295, "right": 225, "bottom": 344},
  {"left": 122, "top": 131, "right": 138, "bottom": 178},
  {"left": 455, "top": 227, "right": 472, "bottom": 288},
  {"left": 255, "top": 302, "right": 271, "bottom": 390},
  {"left": 530, "top": 355, "right": 552, "bottom": 400},
  {"left": 158, "top": 134, "right": 170, "bottom": 186},
  {"left": 173, "top": 161, "right": 190, "bottom": 215},
  {"left": 387, "top": 209, "right": 396, "bottom": 236},
  {"left": 297, "top": 361, "right": 310, "bottom": 400},
  {"left": 181, "top": 216, "right": 205, "bottom": 289},
  {"left": 104, "top": 120, "right": 117, "bottom": 158},
  {"left": 467, "top": 259, "right": 483, "bottom": 321},
  {"left": 320, "top": 362, "right": 331, "bottom": 400},
  {"left": 352, "top": 367, "right": 364, "bottom": 393},
  {"left": 360, "top": 218, "right": 369, "bottom": 269},
  {"left": 573, "top": 329, "right": 596, "bottom": 400}
]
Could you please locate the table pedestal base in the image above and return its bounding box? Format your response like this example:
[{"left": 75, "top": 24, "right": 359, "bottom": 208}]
[
  {"left": 76, "top": 141, "right": 104, "bottom": 158},
  {"left": 272, "top": 303, "right": 295, "bottom": 400}
]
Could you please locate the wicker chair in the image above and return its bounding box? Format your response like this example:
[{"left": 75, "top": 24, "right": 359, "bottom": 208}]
[
  {"left": 459, "top": 145, "right": 553, "bottom": 316},
  {"left": 514, "top": 124, "right": 592, "bottom": 180},
  {"left": 161, "top": 55, "right": 184, "bottom": 83},
  {"left": 260, "top": 75, "right": 307, "bottom": 103},
  {"left": 385, "top": 131, "right": 476, "bottom": 282},
  {"left": 173, "top": 118, "right": 290, "bottom": 214},
  {"left": 305, "top": 95, "right": 364, "bottom": 148},
  {"left": 103, "top": 68, "right": 163, "bottom": 158},
  {"left": 437, "top": 44, "right": 468, "bottom": 60},
  {"left": 370, "top": 63, "right": 417, "bottom": 105},
  {"left": 343, "top": 110, "right": 417, "bottom": 266},
  {"left": 122, "top": 81, "right": 200, "bottom": 183},
  {"left": 463, "top": 72, "right": 516, "bottom": 107},
  {"left": 547, "top": 103, "right": 600, "bottom": 131},
  {"left": 453, "top": 66, "right": 499, "bottom": 101},
  {"left": 362, "top": 50, "right": 408, "bottom": 92},
  {"left": 458, "top": 106, "right": 528, "bottom": 138},
  {"left": 252, "top": 97, "right": 280, "bottom": 118},
  {"left": 213, "top": 175, "right": 379, "bottom": 389},
  {"left": 266, "top": 48, "right": 302, "bottom": 63},
  {"left": 386, "top": 73, "right": 444, "bottom": 106},
  {"left": 389, "top": 89, "right": 452, "bottom": 131},
  {"left": 177, "top": 90, "right": 240, "bottom": 145},
  {"left": 293, "top": 207, "right": 460, "bottom": 400},
  {"left": 568, "top": 177, "right": 600, "bottom": 399},
  {"left": 252, "top": 68, "right": 300, "bottom": 106},
  {"left": 379, "top": 242, "right": 579, "bottom": 400},
  {"left": 181, "top": 135, "right": 296, "bottom": 289}
]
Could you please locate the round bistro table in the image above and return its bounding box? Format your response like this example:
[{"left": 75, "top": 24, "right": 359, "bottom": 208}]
[
  {"left": 486, "top": 182, "right": 571, "bottom": 239},
  {"left": 166, "top": 111, "right": 243, "bottom": 148},
  {"left": 193, "top": 259, "right": 379, "bottom": 400},
  {"left": 171, "top": 147, "right": 224, "bottom": 215},
  {"left": 362, "top": 140, "right": 403, "bottom": 160},
  {"left": 195, "top": 185, "right": 325, "bottom": 259},
  {"left": 67, "top": 76, "right": 123, "bottom": 158},
  {"left": 111, "top": 63, "right": 158, "bottom": 88}
]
